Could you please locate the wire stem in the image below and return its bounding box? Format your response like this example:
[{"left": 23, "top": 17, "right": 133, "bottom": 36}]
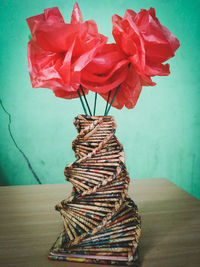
[
  {"left": 105, "top": 85, "right": 121, "bottom": 116},
  {"left": 104, "top": 90, "right": 111, "bottom": 116},
  {"left": 93, "top": 92, "right": 97, "bottom": 116},
  {"left": 77, "top": 89, "right": 88, "bottom": 115},
  {"left": 80, "top": 85, "right": 92, "bottom": 116}
]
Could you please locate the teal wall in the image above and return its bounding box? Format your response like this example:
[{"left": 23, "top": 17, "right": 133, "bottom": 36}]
[{"left": 0, "top": 0, "right": 200, "bottom": 199}]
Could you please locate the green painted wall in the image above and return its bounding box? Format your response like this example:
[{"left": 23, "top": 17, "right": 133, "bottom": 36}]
[{"left": 0, "top": 0, "right": 200, "bottom": 199}]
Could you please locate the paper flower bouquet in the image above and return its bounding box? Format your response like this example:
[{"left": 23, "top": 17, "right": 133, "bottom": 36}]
[{"left": 26, "top": 2, "right": 180, "bottom": 265}]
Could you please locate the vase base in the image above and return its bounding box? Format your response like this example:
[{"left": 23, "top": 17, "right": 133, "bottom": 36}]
[
  {"left": 48, "top": 248, "right": 140, "bottom": 266},
  {"left": 49, "top": 197, "right": 141, "bottom": 265}
]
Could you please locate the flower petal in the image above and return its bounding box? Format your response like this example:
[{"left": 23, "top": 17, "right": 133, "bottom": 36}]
[
  {"left": 101, "top": 66, "right": 142, "bottom": 109},
  {"left": 81, "top": 44, "right": 129, "bottom": 93},
  {"left": 135, "top": 7, "right": 180, "bottom": 63},
  {"left": 71, "top": 2, "right": 84, "bottom": 24},
  {"left": 145, "top": 62, "right": 170, "bottom": 77},
  {"left": 74, "top": 33, "right": 107, "bottom": 72},
  {"left": 27, "top": 39, "right": 83, "bottom": 97},
  {"left": 26, "top": 7, "right": 65, "bottom": 34},
  {"left": 27, "top": 40, "right": 62, "bottom": 89}
]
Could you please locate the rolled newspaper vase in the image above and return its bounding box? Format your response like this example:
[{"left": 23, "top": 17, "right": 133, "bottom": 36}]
[{"left": 49, "top": 115, "right": 141, "bottom": 265}]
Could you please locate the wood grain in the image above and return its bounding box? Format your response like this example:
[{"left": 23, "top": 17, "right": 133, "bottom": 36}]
[{"left": 0, "top": 178, "right": 199, "bottom": 267}]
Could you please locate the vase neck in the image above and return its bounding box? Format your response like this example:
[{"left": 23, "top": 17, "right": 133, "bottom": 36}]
[{"left": 74, "top": 115, "right": 116, "bottom": 134}]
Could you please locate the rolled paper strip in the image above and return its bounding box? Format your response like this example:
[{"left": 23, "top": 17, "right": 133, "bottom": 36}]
[{"left": 49, "top": 115, "right": 141, "bottom": 265}]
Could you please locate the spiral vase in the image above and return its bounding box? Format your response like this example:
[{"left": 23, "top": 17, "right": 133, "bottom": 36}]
[{"left": 49, "top": 115, "right": 141, "bottom": 265}]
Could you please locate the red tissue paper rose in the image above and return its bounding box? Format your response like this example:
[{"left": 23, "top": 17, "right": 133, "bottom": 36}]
[
  {"left": 82, "top": 7, "right": 180, "bottom": 109},
  {"left": 81, "top": 43, "right": 142, "bottom": 109},
  {"left": 27, "top": 3, "right": 107, "bottom": 99}
]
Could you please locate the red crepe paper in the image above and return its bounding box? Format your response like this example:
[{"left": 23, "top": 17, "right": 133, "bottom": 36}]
[{"left": 27, "top": 3, "right": 107, "bottom": 99}]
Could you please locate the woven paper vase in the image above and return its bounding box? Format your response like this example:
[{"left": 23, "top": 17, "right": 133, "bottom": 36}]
[{"left": 48, "top": 115, "right": 141, "bottom": 265}]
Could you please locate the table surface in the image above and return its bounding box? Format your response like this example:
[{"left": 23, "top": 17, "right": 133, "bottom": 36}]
[{"left": 0, "top": 178, "right": 199, "bottom": 267}]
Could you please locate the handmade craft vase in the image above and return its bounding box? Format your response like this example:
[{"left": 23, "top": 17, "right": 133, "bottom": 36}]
[{"left": 49, "top": 115, "right": 141, "bottom": 265}]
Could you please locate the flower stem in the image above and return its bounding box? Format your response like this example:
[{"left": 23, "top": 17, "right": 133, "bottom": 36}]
[
  {"left": 104, "top": 90, "right": 111, "bottom": 116},
  {"left": 77, "top": 89, "right": 88, "bottom": 115},
  {"left": 93, "top": 92, "right": 97, "bottom": 116},
  {"left": 105, "top": 84, "right": 121, "bottom": 116},
  {"left": 80, "top": 85, "right": 92, "bottom": 116}
]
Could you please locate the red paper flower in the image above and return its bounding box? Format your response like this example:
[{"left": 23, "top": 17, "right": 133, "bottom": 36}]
[
  {"left": 26, "top": 4, "right": 180, "bottom": 112},
  {"left": 81, "top": 7, "right": 180, "bottom": 109},
  {"left": 81, "top": 43, "right": 129, "bottom": 93},
  {"left": 112, "top": 7, "right": 180, "bottom": 86},
  {"left": 81, "top": 44, "right": 142, "bottom": 109},
  {"left": 26, "top": 3, "right": 107, "bottom": 99},
  {"left": 100, "top": 65, "right": 142, "bottom": 109}
]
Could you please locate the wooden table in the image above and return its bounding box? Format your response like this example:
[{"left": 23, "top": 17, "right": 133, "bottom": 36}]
[{"left": 0, "top": 178, "right": 199, "bottom": 267}]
